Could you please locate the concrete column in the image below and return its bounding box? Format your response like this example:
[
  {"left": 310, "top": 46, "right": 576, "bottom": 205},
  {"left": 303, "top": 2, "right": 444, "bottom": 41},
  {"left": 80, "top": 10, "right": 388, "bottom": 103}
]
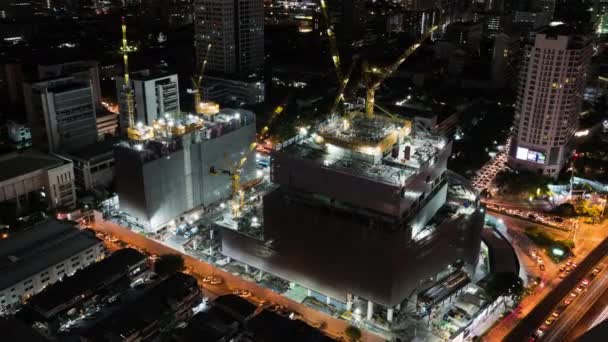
[
  {"left": 346, "top": 293, "right": 353, "bottom": 311},
  {"left": 396, "top": 303, "right": 401, "bottom": 311},
  {"left": 209, "top": 229, "right": 214, "bottom": 240},
  {"left": 387, "top": 308, "right": 394, "bottom": 322},
  {"left": 257, "top": 270, "right": 263, "bottom": 282},
  {"left": 367, "top": 301, "right": 374, "bottom": 320},
  {"left": 326, "top": 296, "right": 331, "bottom": 305},
  {"left": 245, "top": 264, "right": 249, "bottom": 273},
  {"left": 307, "top": 289, "right": 312, "bottom": 296},
  {"left": 226, "top": 257, "right": 231, "bottom": 263}
]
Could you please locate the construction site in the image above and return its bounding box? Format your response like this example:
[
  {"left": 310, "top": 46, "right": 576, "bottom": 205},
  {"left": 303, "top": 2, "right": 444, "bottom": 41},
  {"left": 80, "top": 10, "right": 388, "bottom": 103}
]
[{"left": 106, "top": 9, "right": 490, "bottom": 341}]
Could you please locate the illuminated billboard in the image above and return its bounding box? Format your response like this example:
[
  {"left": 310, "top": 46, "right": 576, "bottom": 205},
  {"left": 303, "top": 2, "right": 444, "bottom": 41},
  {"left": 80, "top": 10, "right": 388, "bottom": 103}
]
[{"left": 516, "top": 147, "right": 546, "bottom": 164}]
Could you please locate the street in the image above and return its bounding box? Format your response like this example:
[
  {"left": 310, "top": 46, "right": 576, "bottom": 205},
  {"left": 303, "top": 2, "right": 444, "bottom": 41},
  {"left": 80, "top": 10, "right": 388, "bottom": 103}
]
[
  {"left": 541, "top": 256, "right": 608, "bottom": 341},
  {"left": 90, "top": 216, "right": 384, "bottom": 342},
  {"left": 482, "top": 212, "right": 608, "bottom": 341}
]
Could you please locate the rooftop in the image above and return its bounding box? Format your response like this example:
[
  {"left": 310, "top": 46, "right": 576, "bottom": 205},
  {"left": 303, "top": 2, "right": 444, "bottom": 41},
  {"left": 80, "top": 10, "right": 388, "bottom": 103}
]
[
  {"left": 131, "top": 69, "right": 176, "bottom": 81},
  {"left": 81, "top": 272, "right": 200, "bottom": 340},
  {"left": 120, "top": 109, "right": 255, "bottom": 159},
  {"left": 317, "top": 113, "right": 404, "bottom": 150},
  {"left": 0, "top": 220, "right": 102, "bottom": 291},
  {"left": 27, "top": 248, "right": 146, "bottom": 315},
  {"left": 248, "top": 310, "right": 335, "bottom": 342},
  {"left": 0, "top": 151, "right": 66, "bottom": 183},
  {"left": 171, "top": 307, "right": 240, "bottom": 342},
  {"left": 279, "top": 116, "right": 447, "bottom": 187},
  {"left": 0, "top": 317, "right": 49, "bottom": 342},
  {"left": 67, "top": 138, "right": 118, "bottom": 161}
]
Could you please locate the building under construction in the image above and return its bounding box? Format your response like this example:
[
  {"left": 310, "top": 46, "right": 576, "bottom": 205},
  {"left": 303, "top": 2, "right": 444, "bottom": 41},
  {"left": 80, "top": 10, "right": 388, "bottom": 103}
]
[
  {"left": 114, "top": 109, "right": 256, "bottom": 231},
  {"left": 221, "top": 112, "right": 484, "bottom": 324}
]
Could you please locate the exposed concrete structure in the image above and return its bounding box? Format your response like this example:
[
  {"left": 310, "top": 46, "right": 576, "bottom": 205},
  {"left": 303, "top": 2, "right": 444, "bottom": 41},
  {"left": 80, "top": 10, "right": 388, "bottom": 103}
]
[
  {"left": 221, "top": 113, "right": 484, "bottom": 319},
  {"left": 115, "top": 109, "right": 256, "bottom": 231}
]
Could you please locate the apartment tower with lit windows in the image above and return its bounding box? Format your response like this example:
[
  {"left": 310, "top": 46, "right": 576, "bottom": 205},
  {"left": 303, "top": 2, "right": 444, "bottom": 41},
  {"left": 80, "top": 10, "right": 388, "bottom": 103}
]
[{"left": 508, "top": 23, "right": 592, "bottom": 177}]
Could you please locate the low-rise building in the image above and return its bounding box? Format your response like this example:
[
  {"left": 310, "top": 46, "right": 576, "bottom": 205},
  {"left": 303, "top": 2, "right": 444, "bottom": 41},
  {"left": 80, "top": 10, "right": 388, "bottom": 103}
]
[
  {"left": 24, "top": 248, "right": 148, "bottom": 331},
  {"left": 67, "top": 139, "right": 116, "bottom": 192},
  {"left": 0, "top": 151, "right": 76, "bottom": 211},
  {"left": 6, "top": 121, "right": 32, "bottom": 149},
  {"left": 96, "top": 111, "right": 118, "bottom": 138},
  {"left": 79, "top": 272, "right": 201, "bottom": 342},
  {"left": 0, "top": 220, "right": 104, "bottom": 310}
]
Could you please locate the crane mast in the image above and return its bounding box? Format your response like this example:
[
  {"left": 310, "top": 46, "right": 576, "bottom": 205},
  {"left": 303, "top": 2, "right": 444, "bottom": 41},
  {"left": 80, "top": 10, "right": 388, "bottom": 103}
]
[
  {"left": 120, "top": 16, "right": 137, "bottom": 131},
  {"left": 193, "top": 43, "right": 212, "bottom": 114}
]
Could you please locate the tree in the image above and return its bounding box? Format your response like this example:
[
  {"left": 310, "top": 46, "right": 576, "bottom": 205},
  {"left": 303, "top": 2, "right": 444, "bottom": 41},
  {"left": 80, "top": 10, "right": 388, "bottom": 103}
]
[
  {"left": 494, "top": 170, "right": 550, "bottom": 196},
  {"left": 554, "top": 203, "right": 576, "bottom": 217},
  {"left": 154, "top": 254, "right": 185, "bottom": 277},
  {"left": 484, "top": 272, "right": 524, "bottom": 300},
  {"left": 575, "top": 199, "right": 603, "bottom": 223},
  {"left": 344, "top": 325, "right": 362, "bottom": 341}
]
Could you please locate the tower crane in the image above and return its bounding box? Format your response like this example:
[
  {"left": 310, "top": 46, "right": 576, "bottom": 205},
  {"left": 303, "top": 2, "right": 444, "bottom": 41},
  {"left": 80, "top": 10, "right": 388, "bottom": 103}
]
[
  {"left": 209, "top": 141, "right": 258, "bottom": 219},
  {"left": 209, "top": 98, "right": 290, "bottom": 219},
  {"left": 119, "top": 16, "right": 140, "bottom": 139},
  {"left": 318, "top": 0, "right": 355, "bottom": 116},
  {"left": 191, "top": 43, "right": 212, "bottom": 114},
  {"left": 361, "top": 24, "right": 440, "bottom": 118}
]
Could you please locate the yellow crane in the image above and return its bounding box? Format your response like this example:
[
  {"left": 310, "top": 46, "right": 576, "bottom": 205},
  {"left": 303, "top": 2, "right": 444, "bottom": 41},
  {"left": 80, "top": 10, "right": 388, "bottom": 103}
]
[
  {"left": 361, "top": 24, "right": 439, "bottom": 118},
  {"left": 119, "top": 16, "right": 140, "bottom": 139},
  {"left": 209, "top": 141, "right": 258, "bottom": 218},
  {"left": 210, "top": 99, "right": 289, "bottom": 219},
  {"left": 191, "top": 43, "right": 212, "bottom": 114},
  {"left": 318, "top": 0, "right": 355, "bottom": 116}
]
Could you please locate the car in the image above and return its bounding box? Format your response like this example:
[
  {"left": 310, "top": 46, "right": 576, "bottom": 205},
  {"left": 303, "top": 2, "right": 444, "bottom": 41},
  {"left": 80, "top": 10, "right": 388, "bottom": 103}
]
[
  {"left": 566, "top": 261, "right": 573, "bottom": 267},
  {"left": 289, "top": 312, "right": 303, "bottom": 320},
  {"left": 202, "top": 276, "right": 222, "bottom": 285},
  {"left": 531, "top": 249, "right": 538, "bottom": 258},
  {"left": 559, "top": 266, "right": 566, "bottom": 272},
  {"left": 572, "top": 262, "right": 578, "bottom": 268},
  {"left": 565, "top": 297, "right": 574, "bottom": 305},
  {"left": 575, "top": 285, "right": 585, "bottom": 293},
  {"left": 545, "top": 317, "right": 555, "bottom": 326},
  {"left": 582, "top": 278, "right": 590, "bottom": 286},
  {"left": 233, "top": 289, "right": 252, "bottom": 298},
  {"left": 551, "top": 311, "right": 560, "bottom": 318},
  {"left": 559, "top": 273, "right": 566, "bottom": 279},
  {"left": 593, "top": 267, "right": 602, "bottom": 275}
]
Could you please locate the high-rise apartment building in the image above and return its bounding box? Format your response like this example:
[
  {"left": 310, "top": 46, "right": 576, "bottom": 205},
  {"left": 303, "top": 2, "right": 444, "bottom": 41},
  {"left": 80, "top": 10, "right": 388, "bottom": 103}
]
[
  {"left": 594, "top": 0, "right": 608, "bottom": 35},
  {"left": 194, "top": 0, "right": 264, "bottom": 105},
  {"left": 115, "top": 70, "right": 180, "bottom": 127},
  {"left": 508, "top": 24, "right": 592, "bottom": 177},
  {"left": 194, "top": 0, "right": 264, "bottom": 77},
  {"left": 37, "top": 60, "right": 102, "bottom": 110},
  {"left": 24, "top": 77, "right": 98, "bottom": 153}
]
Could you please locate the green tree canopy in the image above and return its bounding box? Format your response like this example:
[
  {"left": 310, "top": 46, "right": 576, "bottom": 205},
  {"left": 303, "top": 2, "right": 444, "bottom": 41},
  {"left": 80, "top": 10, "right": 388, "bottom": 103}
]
[
  {"left": 484, "top": 272, "right": 524, "bottom": 299},
  {"left": 154, "top": 254, "right": 185, "bottom": 277},
  {"left": 345, "top": 325, "right": 362, "bottom": 341}
]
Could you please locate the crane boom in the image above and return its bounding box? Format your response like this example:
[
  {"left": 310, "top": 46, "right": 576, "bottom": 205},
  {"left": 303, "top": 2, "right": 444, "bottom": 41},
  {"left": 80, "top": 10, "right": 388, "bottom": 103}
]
[
  {"left": 192, "top": 43, "right": 212, "bottom": 113},
  {"left": 363, "top": 24, "right": 439, "bottom": 118},
  {"left": 319, "top": 0, "right": 343, "bottom": 83}
]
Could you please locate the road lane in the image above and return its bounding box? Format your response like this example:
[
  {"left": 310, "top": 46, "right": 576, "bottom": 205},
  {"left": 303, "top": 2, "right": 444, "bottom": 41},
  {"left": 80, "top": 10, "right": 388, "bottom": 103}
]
[{"left": 543, "top": 258, "right": 608, "bottom": 341}]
